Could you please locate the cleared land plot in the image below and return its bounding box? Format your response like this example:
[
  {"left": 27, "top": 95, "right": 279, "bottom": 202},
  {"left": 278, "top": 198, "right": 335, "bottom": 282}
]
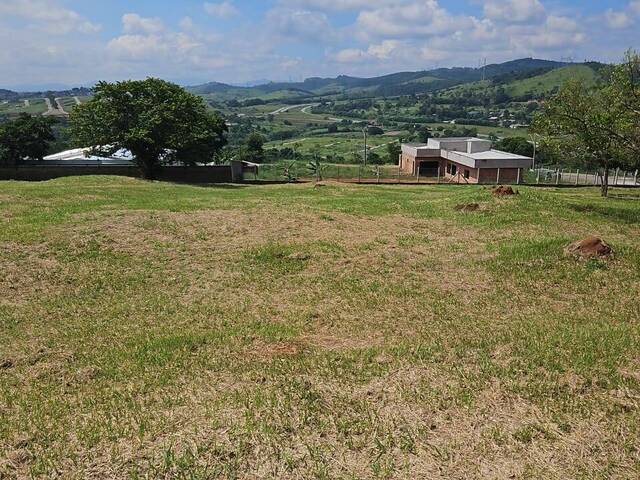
[
  {"left": 1, "top": 177, "right": 639, "bottom": 478},
  {"left": 0, "top": 99, "right": 48, "bottom": 116},
  {"left": 429, "top": 122, "right": 530, "bottom": 138},
  {"left": 267, "top": 134, "right": 396, "bottom": 157}
]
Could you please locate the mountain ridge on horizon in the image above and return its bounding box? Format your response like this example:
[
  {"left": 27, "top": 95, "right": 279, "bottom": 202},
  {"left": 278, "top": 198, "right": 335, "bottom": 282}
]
[{"left": 1, "top": 57, "right": 606, "bottom": 100}]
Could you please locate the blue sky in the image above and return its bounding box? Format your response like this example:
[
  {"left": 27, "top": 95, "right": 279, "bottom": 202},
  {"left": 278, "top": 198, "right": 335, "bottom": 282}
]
[{"left": 1, "top": 0, "right": 639, "bottom": 89}]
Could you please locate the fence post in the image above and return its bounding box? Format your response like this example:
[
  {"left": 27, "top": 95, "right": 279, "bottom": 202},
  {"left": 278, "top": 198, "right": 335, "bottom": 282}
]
[
  {"left": 575, "top": 169, "right": 579, "bottom": 186},
  {"left": 416, "top": 168, "right": 420, "bottom": 183},
  {"left": 496, "top": 168, "right": 501, "bottom": 185},
  {"left": 377, "top": 166, "right": 380, "bottom": 184},
  {"left": 536, "top": 168, "right": 540, "bottom": 184},
  {"left": 622, "top": 171, "right": 628, "bottom": 186},
  {"left": 437, "top": 166, "right": 441, "bottom": 184},
  {"left": 517, "top": 168, "right": 521, "bottom": 185},
  {"left": 397, "top": 165, "right": 401, "bottom": 183},
  {"left": 614, "top": 168, "right": 619, "bottom": 185},
  {"left": 593, "top": 171, "right": 598, "bottom": 186},
  {"left": 634, "top": 169, "right": 638, "bottom": 186},
  {"left": 556, "top": 169, "right": 560, "bottom": 185}
]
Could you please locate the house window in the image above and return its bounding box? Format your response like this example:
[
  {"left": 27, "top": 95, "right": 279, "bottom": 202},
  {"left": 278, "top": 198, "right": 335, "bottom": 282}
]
[{"left": 464, "top": 169, "right": 470, "bottom": 179}]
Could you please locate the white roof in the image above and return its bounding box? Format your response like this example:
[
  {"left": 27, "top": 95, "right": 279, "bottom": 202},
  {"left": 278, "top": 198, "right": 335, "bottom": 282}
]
[
  {"left": 454, "top": 149, "right": 531, "bottom": 161},
  {"left": 402, "top": 137, "right": 532, "bottom": 169},
  {"left": 44, "top": 147, "right": 134, "bottom": 162}
]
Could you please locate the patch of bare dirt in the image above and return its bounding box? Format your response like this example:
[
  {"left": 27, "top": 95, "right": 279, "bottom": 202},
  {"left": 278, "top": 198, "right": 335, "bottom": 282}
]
[
  {"left": 0, "top": 243, "right": 65, "bottom": 306},
  {"left": 492, "top": 185, "right": 518, "bottom": 197},
  {"left": 455, "top": 202, "right": 481, "bottom": 212},
  {"left": 248, "top": 340, "right": 303, "bottom": 358},
  {"left": 565, "top": 235, "right": 613, "bottom": 258}
]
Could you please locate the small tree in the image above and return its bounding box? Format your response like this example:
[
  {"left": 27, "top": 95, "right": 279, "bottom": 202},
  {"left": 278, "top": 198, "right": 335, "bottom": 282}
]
[
  {"left": 367, "top": 151, "right": 384, "bottom": 165},
  {"left": 532, "top": 80, "right": 627, "bottom": 197},
  {"left": 243, "top": 132, "right": 266, "bottom": 163},
  {"left": 0, "top": 114, "right": 55, "bottom": 166},
  {"left": 307, "top": 156, "right": 323, "bottom": 182},
  {"left": 417, "top": 126, "right": 432, "bottom": 143},
  {"left": 70, "top": 78, "right": 227, "bottom": 179},
  {"left": 386, "top": 141, "right": 401, "bottom": 164}
]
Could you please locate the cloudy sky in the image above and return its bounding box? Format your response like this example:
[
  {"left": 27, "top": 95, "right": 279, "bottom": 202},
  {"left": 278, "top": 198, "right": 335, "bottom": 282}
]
[{"left": 1, "top": 0, "right": 639, "bottom": 89}]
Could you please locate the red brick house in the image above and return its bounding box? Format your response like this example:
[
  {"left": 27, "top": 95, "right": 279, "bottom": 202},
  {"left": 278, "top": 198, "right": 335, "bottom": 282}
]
[{"left": 400, "top": 138, "right": 532, "bottom": 184}]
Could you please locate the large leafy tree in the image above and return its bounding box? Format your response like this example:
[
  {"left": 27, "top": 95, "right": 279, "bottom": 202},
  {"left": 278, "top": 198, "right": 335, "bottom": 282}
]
[
  {"left": 70, "top": 78, "right": 227, "bottom": 178},
  {"left": 608, "top": 51, "right": 640, "bottom": 167},
  {"left": 0, "top": 114, "right": 55, "bottom": 166}
]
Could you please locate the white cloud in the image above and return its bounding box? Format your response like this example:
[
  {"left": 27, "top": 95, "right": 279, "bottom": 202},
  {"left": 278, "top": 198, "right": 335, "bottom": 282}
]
[
  {"left": 266, "top": 8, "right": 336, "bottom": 42},
  {"left": 355, "top": 1, "right": 472, "bottom": 40},
  {"left": 278, "top": 0, "right": 405, "bottom": 10},
  {"left": 604, "top": 9, "right": 633, "bottom": 29},
  {"left": 0, "top": 0, "right": 101, "bottom": 33},
  {"left": 484, "top": 0, "right": 545, "bottom": 24},
  {"left": 204, "top": 1, "right": 239, "bottom": 19},
  {"left": 1, "top": 0, "right": 637, "bottom": 88},
  {"left": 122, "top": 14, "right": 164, "bottom": 34}
]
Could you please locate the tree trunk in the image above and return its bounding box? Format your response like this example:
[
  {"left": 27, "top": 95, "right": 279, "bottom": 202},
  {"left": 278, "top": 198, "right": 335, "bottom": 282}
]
[
  {"left": 601, "top": 165, "right": 609, "bottom": 198},
  {"left": 139, "top": 157, "right": 156, "bottom": 180}
]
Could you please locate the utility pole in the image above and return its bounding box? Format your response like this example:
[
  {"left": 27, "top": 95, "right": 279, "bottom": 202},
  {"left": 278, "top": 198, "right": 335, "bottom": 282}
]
[
  {"left": 529, "top": 133, "right": 539, "bottom": 170},
  {"left": 363, "top": 126, "right": 368, "bottom": 167}
]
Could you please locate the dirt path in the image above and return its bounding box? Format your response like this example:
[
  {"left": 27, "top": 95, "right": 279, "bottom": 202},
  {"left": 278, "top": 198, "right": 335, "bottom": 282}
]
[
  {"left": 55, "top": 98, "right": 67, "bottom": 114},
  {"left": 42, "top": 97, "right": 68, "bottom": 117}
]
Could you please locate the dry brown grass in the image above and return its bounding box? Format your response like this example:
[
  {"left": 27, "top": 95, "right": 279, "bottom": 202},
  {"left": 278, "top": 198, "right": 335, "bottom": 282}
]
[{"left": 2, "top": 180, "right": 640, "bottom": 478}]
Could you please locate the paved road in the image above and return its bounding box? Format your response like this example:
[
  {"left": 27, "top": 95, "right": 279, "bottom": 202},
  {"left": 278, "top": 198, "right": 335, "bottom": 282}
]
[{"left": 268, "top": 103, "right": 320, "bottom": 115}]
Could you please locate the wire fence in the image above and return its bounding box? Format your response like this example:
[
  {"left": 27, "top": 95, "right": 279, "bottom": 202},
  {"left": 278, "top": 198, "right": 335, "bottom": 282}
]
[
  {"left": 531, "top": 167, "right": 639, "bottom": 186},
  {"left": 246, "top": 162, "right": 640, "bottom": 187}
]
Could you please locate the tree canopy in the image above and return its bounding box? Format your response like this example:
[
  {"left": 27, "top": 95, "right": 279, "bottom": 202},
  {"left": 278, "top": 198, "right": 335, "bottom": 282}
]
[
  {"left": 235, "top": 132, "right": 266, "bottom": 163},
  {"left": 0, "top": 114, "right": 55, "bottom": 166},
  {"left": 494, "top": 137, "right": 534, "bottom": 158},
  {"left": 70, "top": 78, "right": 227, "bottom": 178},
  {"left": 532, "top": 51, "right": 640, "bottom": 197}
]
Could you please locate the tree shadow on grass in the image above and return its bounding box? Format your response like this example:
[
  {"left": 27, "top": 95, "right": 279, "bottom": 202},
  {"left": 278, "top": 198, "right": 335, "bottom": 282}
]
[{"left": 568, "top": 203, "right": 640, "bottom": 224}]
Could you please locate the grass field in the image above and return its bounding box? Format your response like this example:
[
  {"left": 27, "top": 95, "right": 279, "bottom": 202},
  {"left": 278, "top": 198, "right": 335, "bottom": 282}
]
[
  {"left": 0, "top": 99, "right": 48, "bottom": 116},
  {"left": 267, "top": 134, "right": 396, "bottom": 158},
  {"left": 1, "top": 177, "right": 639, "bottom": 478}
]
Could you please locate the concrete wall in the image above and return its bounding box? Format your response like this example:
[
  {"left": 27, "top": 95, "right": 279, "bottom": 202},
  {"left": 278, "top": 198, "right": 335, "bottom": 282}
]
[
  {"left": 0, "top": 165, "right": 233, "bottom": 183},
  {"left": 445, "top": 161, "right": 479, "bottom": 183}
]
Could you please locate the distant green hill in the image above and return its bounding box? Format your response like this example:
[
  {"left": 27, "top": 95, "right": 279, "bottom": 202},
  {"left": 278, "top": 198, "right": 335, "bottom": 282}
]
[
  {"left": 187, "top": 58, "right": 576, "bottom": 101},
  {"left": 504, "top": 64, "right": 601, "bottom": 97}
]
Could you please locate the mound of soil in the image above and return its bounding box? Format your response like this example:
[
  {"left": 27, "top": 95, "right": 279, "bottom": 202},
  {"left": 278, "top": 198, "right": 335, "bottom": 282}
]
[
  {"left": 566, "top": 235, "right": 613, "bottom": 258},
  {"left": 454, "top": 203, "right": 481, "bottom": 212},
  {"left": 492, "top": 186, "right": 518, "bottom": 196}
]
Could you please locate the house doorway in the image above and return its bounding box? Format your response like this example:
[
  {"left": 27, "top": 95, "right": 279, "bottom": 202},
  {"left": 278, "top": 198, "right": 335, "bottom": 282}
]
[{"left": 419, "top": 160, "right": 440, "bottom": 177}]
